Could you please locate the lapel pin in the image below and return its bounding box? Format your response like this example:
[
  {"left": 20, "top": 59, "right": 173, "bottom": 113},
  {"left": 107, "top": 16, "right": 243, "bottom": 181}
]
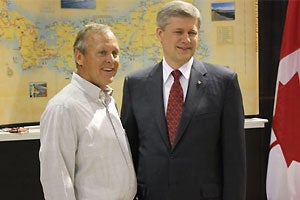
[{"left": 196, "top": 80, "right": 202, "bottom": 87}]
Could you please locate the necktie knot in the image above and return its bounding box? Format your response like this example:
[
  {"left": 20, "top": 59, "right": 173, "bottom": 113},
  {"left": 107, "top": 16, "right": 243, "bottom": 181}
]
[{"left": 171, "top": 70, "right": 182, "bottom": 81}]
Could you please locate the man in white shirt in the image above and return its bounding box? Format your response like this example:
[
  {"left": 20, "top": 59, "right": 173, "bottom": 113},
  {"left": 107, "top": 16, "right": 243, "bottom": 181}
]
[{"left": 39, "top": 23, "right": 137, "bottom": 200}]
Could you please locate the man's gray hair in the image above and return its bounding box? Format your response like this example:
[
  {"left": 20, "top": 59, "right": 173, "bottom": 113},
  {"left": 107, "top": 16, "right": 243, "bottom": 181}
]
[
  {"left": 156, "top": 0, "right": 201, "bottom": 30},
  {"left": 73, "top": 23, "right": 112, "bottom": 55}
]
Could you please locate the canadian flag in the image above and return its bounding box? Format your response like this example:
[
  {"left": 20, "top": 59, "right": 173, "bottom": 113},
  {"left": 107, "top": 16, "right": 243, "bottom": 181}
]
[{"left": 266, "top": 0, "right": 300, "bottom": 199}]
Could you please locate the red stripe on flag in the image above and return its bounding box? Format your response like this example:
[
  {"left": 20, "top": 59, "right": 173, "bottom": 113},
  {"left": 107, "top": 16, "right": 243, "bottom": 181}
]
[{"left": 280, "top": 0, "right": 300, "bottom": 59}]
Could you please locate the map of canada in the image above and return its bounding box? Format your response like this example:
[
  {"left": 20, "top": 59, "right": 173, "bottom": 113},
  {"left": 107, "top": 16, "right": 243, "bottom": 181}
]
[{"left": 0, "top": 0, "right": 257, "bottom": 125}]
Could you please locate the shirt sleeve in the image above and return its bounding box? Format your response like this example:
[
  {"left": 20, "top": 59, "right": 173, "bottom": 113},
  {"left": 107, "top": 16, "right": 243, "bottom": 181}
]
[{"left": 39, "top": 104, "right": 77, "bottom": 200}]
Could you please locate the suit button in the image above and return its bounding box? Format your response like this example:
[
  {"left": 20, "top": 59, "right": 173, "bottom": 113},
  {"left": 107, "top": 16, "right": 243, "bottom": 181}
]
[{"left": 170, "top": 153, "right": 175, "bottom": 159}]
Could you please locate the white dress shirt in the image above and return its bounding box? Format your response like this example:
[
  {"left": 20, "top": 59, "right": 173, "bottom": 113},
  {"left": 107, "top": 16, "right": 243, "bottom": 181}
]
[
  {"left": 39, "top": 73, "right": 137, "bottom": 200},
  {"left": 162, "top": 57, "right": 193, "bottom": 113}
]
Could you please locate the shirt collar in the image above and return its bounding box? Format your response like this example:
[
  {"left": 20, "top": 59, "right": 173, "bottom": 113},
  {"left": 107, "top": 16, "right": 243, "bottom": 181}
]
[
  {"left": 71, "top": 72, "right": 113, "bottom": 103},
  {"left": 162, "top": 57, "right": 193, "bottom": 83}
]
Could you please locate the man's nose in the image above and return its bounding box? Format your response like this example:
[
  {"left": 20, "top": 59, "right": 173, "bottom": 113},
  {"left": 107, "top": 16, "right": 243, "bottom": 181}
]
[
  {"left": 181, "top": 33, "right": 191, "bottom": 43},
  {"left": 106, "top": 53, "right": 114, "bottom": 63}
]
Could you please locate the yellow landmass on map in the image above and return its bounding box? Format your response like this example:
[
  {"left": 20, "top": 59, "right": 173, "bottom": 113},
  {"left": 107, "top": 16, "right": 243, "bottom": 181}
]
[
  {"left": 52, "top": 24, "right": 78, "bottom": 72},
  {"left": 0, "top": 5, "right": 57, "bottom": 70}
]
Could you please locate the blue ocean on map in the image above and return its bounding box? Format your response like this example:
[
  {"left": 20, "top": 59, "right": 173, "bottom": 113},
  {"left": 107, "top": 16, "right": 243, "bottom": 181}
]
[{"left": 61, "top": 0, "right": 95, "bottom": 9}]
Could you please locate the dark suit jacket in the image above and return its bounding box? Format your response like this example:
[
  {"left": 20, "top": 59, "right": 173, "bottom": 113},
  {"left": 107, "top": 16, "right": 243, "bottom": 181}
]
[{"left": 121, "top": 59, "right": 246, "bottom": 200}]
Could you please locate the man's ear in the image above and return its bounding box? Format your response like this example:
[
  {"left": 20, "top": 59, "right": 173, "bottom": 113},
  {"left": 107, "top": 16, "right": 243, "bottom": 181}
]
[
  {"left": 156, "top": 27, "right": 163, "bottom": 42},
  {"left": 74, "top": 49, "right": 84, "bottom": 66}
]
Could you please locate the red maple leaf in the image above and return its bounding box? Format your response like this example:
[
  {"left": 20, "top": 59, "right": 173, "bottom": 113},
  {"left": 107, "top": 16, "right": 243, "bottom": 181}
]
[{"left": 272, "top": 72, "right": 300, "bottom": 167}]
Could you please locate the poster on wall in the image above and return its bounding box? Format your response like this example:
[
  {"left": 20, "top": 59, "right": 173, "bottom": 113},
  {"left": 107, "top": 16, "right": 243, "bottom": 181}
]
[{"left": 0, "top": 0, "right": 258, "bottom": 125}]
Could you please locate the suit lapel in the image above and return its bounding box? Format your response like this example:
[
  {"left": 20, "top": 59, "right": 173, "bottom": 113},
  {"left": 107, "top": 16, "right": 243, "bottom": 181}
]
[
  {"left": 173, "top": 60, "right": 208, "bottom": 148},
  {"left": 146, "top": 63, "right": 170, "bottom": 148}
]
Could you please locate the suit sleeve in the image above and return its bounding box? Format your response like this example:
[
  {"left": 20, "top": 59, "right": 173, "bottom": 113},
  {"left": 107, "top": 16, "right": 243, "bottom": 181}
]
[
  {"left": 221, "top": 73, "right": 246, "bottom": 200},
  {"left": 121, "top": 76, "right": 140, "bottom": 171}
]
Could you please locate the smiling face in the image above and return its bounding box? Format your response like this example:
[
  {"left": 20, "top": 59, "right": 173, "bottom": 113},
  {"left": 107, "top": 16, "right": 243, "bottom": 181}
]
[
  {"left": 156, "top": 16, "right": 199, "bottom": 69},
  {"left": 75, "top": 30, "right": 120, "bottom": 90}
]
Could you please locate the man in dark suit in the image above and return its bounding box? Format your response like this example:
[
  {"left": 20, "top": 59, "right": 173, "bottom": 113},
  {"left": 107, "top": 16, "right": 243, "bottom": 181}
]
[{"left": 121, "top": 1, "right": 246, "bottom": 199}]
